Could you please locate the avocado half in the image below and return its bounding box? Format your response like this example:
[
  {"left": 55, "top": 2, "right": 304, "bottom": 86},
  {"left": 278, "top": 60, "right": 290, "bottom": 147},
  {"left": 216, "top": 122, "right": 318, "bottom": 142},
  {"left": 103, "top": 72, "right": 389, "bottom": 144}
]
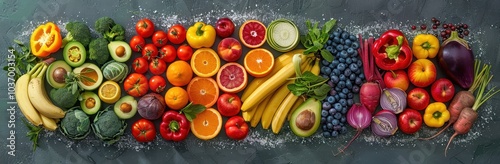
[
  {"left": 73, "top": 63, "right": 103, "bottom": 91},
  {"left": 63, "top": 41, "right": 86, "bottom": 67},
  {"left": 80, "top": 91, "right": 101, "bottom": 115},
  {"left": 289, "top": 98, "right": 322, "bottom": 137},
  {"left": 114, "top": 96, "right": 138, "bottom": 119},
  {"left": 46, "top": 60, "right": 72, "bottom": 88},
  {"left": 108, "top": 41, "right": 132, "bottom": 62}
]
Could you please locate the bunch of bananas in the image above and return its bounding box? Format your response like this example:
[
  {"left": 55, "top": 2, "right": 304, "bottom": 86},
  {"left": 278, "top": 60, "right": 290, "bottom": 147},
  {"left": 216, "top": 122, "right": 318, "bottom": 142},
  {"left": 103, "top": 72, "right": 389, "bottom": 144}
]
[
  {"left": 240, "top": 49, "right": 320, "bottom": 134},
  {"left": 15, "top": 59, "right": 66, "bottom": 131}
]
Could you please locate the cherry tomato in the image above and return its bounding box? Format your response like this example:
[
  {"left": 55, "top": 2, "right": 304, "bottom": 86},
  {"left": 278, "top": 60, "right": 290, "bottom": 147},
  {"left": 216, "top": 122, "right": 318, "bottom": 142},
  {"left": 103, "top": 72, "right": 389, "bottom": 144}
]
[
  {"left": 167, "top": 24, "right": 187, "bottom": 44},
  {"left": 149, "top": 58, "right": 167, "bottom": 75},
  {"left": 149, "top": 75, "right": 167, "bottom": 93},
  {"left": 131, "top": 119, "right": 156, "bottom": 142},
  {"left": 132, "top": 57, "right": 149, "bottom": 74},
  {"left": 129, "top": 35, "right": 146, "bottom": 52},
  {"left": 142, "top": 44, "right": 158, "bottom": 61},
  {"left": 135, "top": 18, "right": 155, "bottom": 38},
  {"left": 159, "top": 45, "right": 176, "bottom": 63},
  {"left": 124, "top": 73, "right": 149, "bottom": 97},
  {"left": 152, "top": 30, "right": 169, "bottom": 47},
  {"left": 177, "top": 44, "right": 193, "bottom": 61}
]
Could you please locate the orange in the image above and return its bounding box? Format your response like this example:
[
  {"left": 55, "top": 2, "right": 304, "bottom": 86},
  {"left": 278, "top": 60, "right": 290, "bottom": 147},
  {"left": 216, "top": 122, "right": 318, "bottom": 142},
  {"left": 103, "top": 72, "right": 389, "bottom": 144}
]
[
  {"left": 191, "top": 48, "right": 220, "bottom": 77},
  {"left": 243, "top": 48, "right": 275, "bottom": 77},
  {"left": 239, "top": 20, "right": 267, "bottom": 48},
  {"left": 164, "top": 87, "right": 189, "bottom": 110},
  {"left": 98, "top": 80, "right": 121, "bottom": 104},
  {"left": 216, "top": 62, "right": 248, "bottom": 93},
  {"left": 187, "top": 77, "right": 219, "bottom": 108},
  {"left": 190, "top": 108, "right": 222, "bottom": 140},
  {"left": 166, "top": 60, "right": 193, "bottom": 87}
]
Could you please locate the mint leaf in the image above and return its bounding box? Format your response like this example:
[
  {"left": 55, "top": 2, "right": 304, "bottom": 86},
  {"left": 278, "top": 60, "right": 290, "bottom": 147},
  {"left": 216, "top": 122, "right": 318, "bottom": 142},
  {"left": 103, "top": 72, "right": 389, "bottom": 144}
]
[
  {"left": 320, "top": 49, "right": 334, "bottom": 62},
  {"left": 180, "top": 103, "right": 206, "bottom": 122}
]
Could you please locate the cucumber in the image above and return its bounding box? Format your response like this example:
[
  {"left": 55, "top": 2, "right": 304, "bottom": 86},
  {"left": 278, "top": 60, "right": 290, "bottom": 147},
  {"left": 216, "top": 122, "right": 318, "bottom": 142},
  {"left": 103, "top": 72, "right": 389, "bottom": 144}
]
[{"left": 266, "top": 19, "right": 299, "bottom": 52}]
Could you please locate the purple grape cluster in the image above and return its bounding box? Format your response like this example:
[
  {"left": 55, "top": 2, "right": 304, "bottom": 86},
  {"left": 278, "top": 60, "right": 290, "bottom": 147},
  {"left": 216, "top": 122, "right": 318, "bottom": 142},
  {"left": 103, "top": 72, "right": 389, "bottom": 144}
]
[{"left": 319, "top": 28, "right": 365, "bottom": 138}]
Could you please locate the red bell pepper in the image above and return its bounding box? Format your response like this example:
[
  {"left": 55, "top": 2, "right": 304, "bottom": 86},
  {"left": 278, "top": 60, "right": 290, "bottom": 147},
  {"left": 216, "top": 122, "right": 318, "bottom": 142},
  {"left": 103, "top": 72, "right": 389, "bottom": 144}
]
[
  {"left": 160, "top": 111, "right": 190, "bottom": 142},
  {"left": 372, "top": 29, "right": 413, "bottom": 71}
]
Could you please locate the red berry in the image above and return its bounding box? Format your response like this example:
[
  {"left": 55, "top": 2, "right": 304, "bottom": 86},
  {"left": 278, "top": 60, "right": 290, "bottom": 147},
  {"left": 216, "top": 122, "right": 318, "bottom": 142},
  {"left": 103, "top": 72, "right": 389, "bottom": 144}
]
[
  {"left": 463, "top": 24, "right": 469, "bottom": 29},
  {"left": 411, "top": 25, "right": 417, "bottom": 30},
  {"left": 443, "top": 24, "right": 448, "bottom": 28},
  {"left": 432, "top": 25, "right": 438, "bottom": 29},
  {"left": 420, "top": 24, "right": 427, "bottom": 30}
]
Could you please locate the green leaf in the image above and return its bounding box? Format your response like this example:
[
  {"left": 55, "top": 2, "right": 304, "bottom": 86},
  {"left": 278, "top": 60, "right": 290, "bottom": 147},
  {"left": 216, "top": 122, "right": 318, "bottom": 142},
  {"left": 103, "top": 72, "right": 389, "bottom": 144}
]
[
  {"left": 301, "top": 71, "right": 319, "bottom": 82},
  {"left": 22, "top": 118, "right": 42, "bottom": 151},
  {"left": 320, "top": 49, "right": 334, "bottom": 62},
  {"left": 180, "top": 103, "right": 206, "bottom": 122},
  {"left": 313, "top": 84, "right": 330, "bottom": 97},
  {"left": 14, "top": 39, "right": 23, "bottom": 45},
  {"left": 322, "top": 19, "right": 337, "bottom": 34}
]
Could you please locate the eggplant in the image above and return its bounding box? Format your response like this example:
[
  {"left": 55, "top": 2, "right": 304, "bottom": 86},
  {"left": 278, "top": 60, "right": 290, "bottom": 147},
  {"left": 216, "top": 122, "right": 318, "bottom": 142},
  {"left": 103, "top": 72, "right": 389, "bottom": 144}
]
[{"left": 438, "top": 31, "right": 474, "bottom": 89}]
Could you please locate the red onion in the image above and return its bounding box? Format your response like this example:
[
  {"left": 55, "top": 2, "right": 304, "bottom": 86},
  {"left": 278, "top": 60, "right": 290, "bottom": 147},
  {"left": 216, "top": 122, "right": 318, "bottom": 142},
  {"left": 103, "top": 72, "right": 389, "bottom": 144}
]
[
  {"left": 380, "top": 88, "right": 407, "bottom": 114},
  {"left": 371, "top": 110, "right": 398, "bottom": 137},
  {"left": 335, "top": 103, "right": 371, "bottom": 155}
]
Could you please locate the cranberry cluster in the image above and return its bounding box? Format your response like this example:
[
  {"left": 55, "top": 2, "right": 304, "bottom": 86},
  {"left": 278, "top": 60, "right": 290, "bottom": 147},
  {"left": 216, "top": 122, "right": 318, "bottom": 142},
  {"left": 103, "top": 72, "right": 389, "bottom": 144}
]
[{"left": 411, "top": 17, "right": 470, "bottom": 40}]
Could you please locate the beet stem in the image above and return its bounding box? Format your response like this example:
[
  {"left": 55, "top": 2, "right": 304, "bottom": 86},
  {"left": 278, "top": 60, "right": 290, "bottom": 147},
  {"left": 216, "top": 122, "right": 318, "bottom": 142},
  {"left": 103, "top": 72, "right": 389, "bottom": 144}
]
[
  {"left": 334, "top": 129, "right": 363, "bottom": 156},
  {"left": 445, "top": 132, "right": 459, "bottom": 157}
]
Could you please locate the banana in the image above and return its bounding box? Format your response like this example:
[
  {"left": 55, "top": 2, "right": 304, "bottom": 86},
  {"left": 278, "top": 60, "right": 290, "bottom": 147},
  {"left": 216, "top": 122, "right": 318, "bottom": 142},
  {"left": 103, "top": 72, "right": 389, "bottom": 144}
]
[
  {"left": 310, "top": 58, "right": 321, "bottom": 75},
  {"left": 40, "top": 114, "right": 58, "bottom": 131},
  {"left": 241, "top": 49, "right": 300, "bottom": 101},
  {"left": 241, "top": 55, "right": 311, "bottom": 111},
  {"left": 251, "top": 95, "right": 270, "bottom": 128},
  {"left": 28, "top": 64, "right": 66, "bottom": 118},
  {"left": 242, "top": 105, "right": 257, "bottom": 122},
  {"left": 260, "top": 81, "right": 293, "bottom": 129},
  {"left": 271, "top": 92, "right": 300, "bottom": 134},
  {"left": 287, "top": 96, "right": 304, "bottom": 121},
  {"left": 15, "top": 64, "right": 43, "bottom": 126}
]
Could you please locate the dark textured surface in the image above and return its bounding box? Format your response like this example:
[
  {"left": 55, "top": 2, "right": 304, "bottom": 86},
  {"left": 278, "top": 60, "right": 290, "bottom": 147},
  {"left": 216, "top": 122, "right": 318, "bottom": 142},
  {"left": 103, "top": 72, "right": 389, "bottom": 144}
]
[{"left": 1, "top": 0, "right": 500, "bottom": 163}]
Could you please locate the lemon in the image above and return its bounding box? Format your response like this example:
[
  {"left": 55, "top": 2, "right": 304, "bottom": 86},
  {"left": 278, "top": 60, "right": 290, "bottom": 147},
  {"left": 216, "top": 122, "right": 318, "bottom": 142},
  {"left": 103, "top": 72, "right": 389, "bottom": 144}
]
[{"left": 98, "top": 80, "right": 121, "bottom": 104}]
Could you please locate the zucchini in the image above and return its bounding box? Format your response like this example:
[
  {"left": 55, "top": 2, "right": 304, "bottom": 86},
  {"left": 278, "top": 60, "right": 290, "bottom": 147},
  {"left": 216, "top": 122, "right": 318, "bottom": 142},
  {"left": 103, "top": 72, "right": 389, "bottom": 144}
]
[{"left": 267, "top": 19, "right": 300, "bottom": 52}]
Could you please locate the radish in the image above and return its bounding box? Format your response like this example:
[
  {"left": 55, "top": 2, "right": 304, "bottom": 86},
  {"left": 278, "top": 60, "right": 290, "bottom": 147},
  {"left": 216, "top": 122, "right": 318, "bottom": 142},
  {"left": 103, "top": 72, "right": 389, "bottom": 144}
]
[
  {"left": 420, "top": 60, "right": 487, "bottom": 140},
  {"left": 444, "top": 61, "right": 500, "bottom": 156},
  {"left": 358, "top": 35, "right": 385, "bottom": 113}
]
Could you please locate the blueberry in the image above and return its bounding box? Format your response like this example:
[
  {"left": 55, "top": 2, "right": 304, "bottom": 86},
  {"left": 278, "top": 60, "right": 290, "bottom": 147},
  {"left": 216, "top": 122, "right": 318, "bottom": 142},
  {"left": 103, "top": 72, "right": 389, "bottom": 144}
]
[
  {"left": 340, "top": 116, "right": 347, "bottom": 123},
  {"left": 333, "top": 31, "right": 340, "bottom": 37},
  {"left": 335, "top": 86, "right": 341, "bottom": 92},
  {"left": 329, "top": 108, "right": 336, "bottom": 115},
  {"left": 345, "top": 39, "right": 352, "bottom": 46},
  {"left": 338, "top": 80, "right": 346, "bottom": 88},
  {"left": 346, "top": 57, "right": 353, "bottom": 64},
  {"left": 327, "top": 123, "right": 334, "bottom": 130},
  {"left": 329, "top": 88, "right": 336, "bottom": 96},
  {"left": 327, "top": 96, "right": 335, "bottom": 103},
  {"left": 341, "top": 107, "right": 348, "bottom": 114},
  {"left": 326, "top": 46, "right": 334, "bottom": 53},
  {"left": 351, "top": 42, "right": 360, "bottom": 49},
  {"left": 322, "top": 74, "right": 329, "bottom": 79},
  {"left": 341, "top": 32, "right": 349, "bottom": 39},
  {"left": 339, "top": 92, "right": 346, "bottom": 99},
  {"left": 329, "top": 34, "right": 335, "bottom": 39},
  {"left": 339, "top": 74, "right": 346, "bottom": 81},
  {"left": 321, "top": 67, "right": 332, "bottom": 75},
  {"left": 359, "top": 73, "right": 365, "bottom": 80},
  {"left": 340, "top": 126, "right": 348, "bottom": 134},
  {"left": 351, "top": 50, "right": 358, "bottom": 57},
  {"left": 332, "top": 60, "right": 340, "bottom": 67},
  {"left": 344, "top": 69, "right": 352, "bottom": 77},
  {"left": 350, "top": 74, "right": 357, "bottom": 81},
  {"left": 332, "top": 68, "right": 340, "bottom": 75},
  {"left": 322, "top": 124, "right": 328, "bottom": 131},
  {"left": 321, "top": 59, "right": 330, "bottom": 66},
  {"left": 334, "top": 94, "right": 340, "bottom": 101},
  {"left": 342, "top": 88, "right": 349, "bottom": 94},
  {"left": 327, "top": 80, "right": 334, "bottom": 87},
  {"left": 333, "top": 125, "right": 342, "bottom": 131},
  {"left": 346, "top": 80, "right": 353, "bottom": 89},
  {"left": 332, "top": 119, "right": 340, "bottom": 125},
  {"left": 340, "top": 39, "right": 345, "bottom": 45},
  {"left": 336, "top": 44, "right": 343, "bottom": 51},
  {"left": 327, "top": 40, "right": 333, "bottom": 46},
  {"left": 340, "top": 50, "right": 348, "bottom": 58},
  {"left": 347, "top": 93, "right": 354, "bottom": 99},
  {"left": 334, "top": 37, "right": 341, "bottom": 44},
  {"left": 330, "top": 75, "right": 339, "bottom": 83},
  {"left": 327, "top": 115, "right": 334, "bottom": 122},
  {"left": 331, "top": 131, "right": 339, "bottom": 137},
  {"left": 322, "top": 102, "right": 332, "bottom": 110},
  {"left": 321, "top": 116, "right": 326, "bottom": 123},
  {"left": 339, "top": 98, "right": 347, "bottom": 106},
  {"left": 332, "top": 48, "right": 338, "bottom": 56},
  {"left": 338, "top": 58, "right": 346, "bottom": 63},
  {"left": 349, "top": 34, "right": 357, "bottom": 41},
  {"left": 334, "top": 103, "right": 342, "bottom": 110},
  {"left": 352, "top": 57, "right": 358, "bottom": 63},
  {"left": 323, "top": 131, "right": 331, "bottom": 137},
  {"left": 349, "top": 63, "right": 358, "bottom": 72},
  {"left": 356, "top": 60, "right": 363, "bottom": 67},
  {"left": 352, "top": 85, "right": 360, "bottom": 93},
  {"left": 354, "top": 69, "right": 362, "bottom": 75},
  {"left": 337, "top": 63, "right": 346, "bottom": 71},
  {"left": 347, "top": 99, "right": 354, "bottom": 106},
  {"left": 354, "top": 77, "right": 363, "bottom": 85},
  {"left": 321, "top": 110, "right": 328, "bottom": 117},
  {"left": 347, "top": 47, "right": 355, "bottom": 55},
  {"left": 343, "top": 45, "right": 350, "bottom": 50}
]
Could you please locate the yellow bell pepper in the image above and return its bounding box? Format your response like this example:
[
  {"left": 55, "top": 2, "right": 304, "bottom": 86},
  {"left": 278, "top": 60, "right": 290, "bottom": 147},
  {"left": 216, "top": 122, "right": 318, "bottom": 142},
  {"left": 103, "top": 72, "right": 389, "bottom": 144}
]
[
  {"left": 186, "top": 22, "right": 216, "bottom": 49},
  {"left": 30, "top": 22, "right": 62, "bottom": 58},
  {"left": 412, "top": 34, "right": 439, "bottom": 59},
  {"left": 423, "top": 102, "right": 450, "bottom": 128}
]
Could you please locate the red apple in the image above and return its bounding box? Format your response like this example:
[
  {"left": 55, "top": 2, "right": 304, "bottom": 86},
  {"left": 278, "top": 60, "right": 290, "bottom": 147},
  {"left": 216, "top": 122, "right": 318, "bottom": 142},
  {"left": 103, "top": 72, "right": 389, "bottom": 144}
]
[
  {"left": 408, "top": 59, "right": 437, "bottom": 87},
  {"left": 225, "top": 116, "right": 249, "bottom": 140},
  {"left": 430, "top": 78, "right": 455, "bottom": 102},
  {"left": 407, "top": 88, "right": 430, "bottom": 111},
  {"left": 217, "top": 93, "right": 242, "bottom": 117},
  {"left": 383, "top": 70, "right": 410, "bottom": 91},
  {"left": 217, "top": 37, "right": 242, "bottom": 62},
  {"left": 398, "top": 108, "right": 423, "bottom": 134},
  {"left": 215, "top": 17, "right": 235, "bottom": 38}
]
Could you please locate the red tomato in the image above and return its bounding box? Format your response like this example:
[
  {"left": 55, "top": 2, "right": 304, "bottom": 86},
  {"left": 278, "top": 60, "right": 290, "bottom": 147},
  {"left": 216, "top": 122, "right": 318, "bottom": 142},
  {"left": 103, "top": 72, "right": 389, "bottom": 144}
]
[
  {"left": 124, "top": 73, "right": 149, "bottom": 97},
  {"left": 132, "top": 57, "right": 149, "bottom": 74},
  {"left": 152, "top": 30, "right": 169, "bottom": 47},
  {"left": 129, "top": 35, "right": 146, "bottom": 52},
  {"left": 135, "top": 18, "right": 155, "bottom": 38},
  {"left": 224, "top": 116, "right": 249, "bottom": 140},
  {"left": 167, "top": 24, "right": 186, "bottom": 44},
  {"left": 142, "top": 44, "right": 158, "bottom": 61},
  {"left": 149, "top": 75, "right": 167, "bottom": 93},
  {"left": 131, "top": 119, "right": 156, "bottom": 142},
  {"left": 149, "top": 58, "right": 167, "bottom": 75},
  {"left": 177, "top": 44, "right": 193, "bottom": 61},
  {"left": 159, "top": 45, "right": 176, "bottom": 63}
]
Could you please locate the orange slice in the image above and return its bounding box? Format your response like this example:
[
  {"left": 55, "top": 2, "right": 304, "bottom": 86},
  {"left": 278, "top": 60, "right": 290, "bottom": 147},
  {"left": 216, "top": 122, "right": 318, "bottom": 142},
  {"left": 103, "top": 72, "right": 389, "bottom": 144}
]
[
  {"left": 190, "top": 108, "right": 222, "bottom": 140},
  {"left": 166, "top": 60, "right": 193, "bottom": 87},
  {"left": 243, "top": 48, "right": 275, "bottom": 77},
  {"left": 98, "top": 80, "right": 121, "bottom": 104},
  {"left": 239, "top": 20, "right": 267, "bottom": 48},
  {"left": 187, "top": 77, "right": 219, "bottom": 108},
  {"left": 216, "top": 62, "right": 248, "bottom": 93},
  {"left": 191, "top": 48, "right": 221, "bottom": 77},
  {"left": 164, "top": 87, "right": 189, "bottom": 110}
]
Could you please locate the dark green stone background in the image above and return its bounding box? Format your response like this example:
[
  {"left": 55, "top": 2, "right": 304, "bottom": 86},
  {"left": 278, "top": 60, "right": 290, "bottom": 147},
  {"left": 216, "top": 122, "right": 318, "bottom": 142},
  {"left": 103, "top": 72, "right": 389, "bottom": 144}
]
[{"left": 1, "top": 0, "right": 500, "bottom": 163}]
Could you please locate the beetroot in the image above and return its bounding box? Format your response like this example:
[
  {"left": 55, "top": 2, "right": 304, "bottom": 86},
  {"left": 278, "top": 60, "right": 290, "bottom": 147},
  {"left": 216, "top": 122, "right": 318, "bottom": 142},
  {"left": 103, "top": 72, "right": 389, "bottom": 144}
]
[{"left": 358, "top": 36, "right": 384, "bottom": 113}]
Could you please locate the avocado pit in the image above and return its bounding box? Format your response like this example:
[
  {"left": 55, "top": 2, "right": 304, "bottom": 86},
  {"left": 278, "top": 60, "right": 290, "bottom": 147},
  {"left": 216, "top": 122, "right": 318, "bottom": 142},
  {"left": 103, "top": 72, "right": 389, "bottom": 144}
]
[
  {"left": 295, "top": 109, "right": 315, "bottom": 130},
  {"left": 52, "top": 67, "right": 67, "bottom": 83},
  {"left": 120, "top": 102, "right": 132, "bottom": 113},
  {"left": 85, "top": 97, "right": 96, "bottom": 108},
  {"left": 115, "top": 46, "right": 125, "bottom": 57}
]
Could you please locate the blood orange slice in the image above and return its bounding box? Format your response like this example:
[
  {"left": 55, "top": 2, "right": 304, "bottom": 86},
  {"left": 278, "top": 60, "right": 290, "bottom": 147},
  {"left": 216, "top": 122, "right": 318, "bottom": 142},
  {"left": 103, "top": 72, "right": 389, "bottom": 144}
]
[
  {"left": 190, "top": 108, "right": 222, "bottom": 140},
  {"left": 187, "top": 77, "right": 219, "bottom": 107},
  {"left": 239, "top": 20, "right": 267, "bottom": 48},
  {"left": 243, "top": 48, "right": 275, "bottom": 77},
  {"left": 216, "top": 62, "right": 248, "bottom": 93}
]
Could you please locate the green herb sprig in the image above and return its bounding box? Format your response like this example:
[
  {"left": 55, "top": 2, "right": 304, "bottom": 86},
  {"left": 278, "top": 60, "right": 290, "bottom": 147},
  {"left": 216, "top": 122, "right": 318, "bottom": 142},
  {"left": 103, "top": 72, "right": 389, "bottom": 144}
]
[
  {"left": 22, "top": 119, "right": 43, "bottom": 151},
  {"left": 300, "top": 19, "right": 336, "bottom": 62},
  {"left": 3, "top": 40, "right": 40, "bottom": 81}
]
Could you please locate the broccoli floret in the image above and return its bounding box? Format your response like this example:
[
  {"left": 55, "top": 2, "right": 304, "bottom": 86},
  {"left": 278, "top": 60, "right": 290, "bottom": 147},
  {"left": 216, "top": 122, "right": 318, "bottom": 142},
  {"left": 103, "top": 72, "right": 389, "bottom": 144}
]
[
  {"left": 94, "top": 17, "right": 115, "bottom": 35},
  {"left": 62, "top": 21, "right": 92, "bottom": 47},
  {"left": 104, "top": 24, "right": 125, "bottom": 41},
  {"left": 88, "top": 38, "right": 110, "bottom": 65}
]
